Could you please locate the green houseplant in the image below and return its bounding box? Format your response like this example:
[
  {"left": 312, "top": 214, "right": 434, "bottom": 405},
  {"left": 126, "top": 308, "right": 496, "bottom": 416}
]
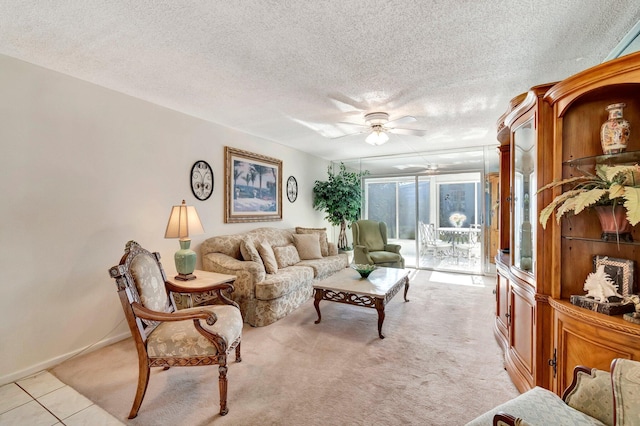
[
  {"left": 538, "top": 164, "right": 640, "bottom": 239},
  {"left": 313, "top": 163, "right": 368, "bottom": 250}
]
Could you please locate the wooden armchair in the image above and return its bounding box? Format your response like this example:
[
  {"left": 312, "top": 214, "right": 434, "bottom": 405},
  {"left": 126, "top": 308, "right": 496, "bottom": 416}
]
[
  {"left": 107, "top": 241, "right": 242, "bottom": 419},
  {"left": 352, "top": 220, "right": 405, "bottom": 268},
  {"left": 466, "top": 358, "right": 640, "bottom": 425}
]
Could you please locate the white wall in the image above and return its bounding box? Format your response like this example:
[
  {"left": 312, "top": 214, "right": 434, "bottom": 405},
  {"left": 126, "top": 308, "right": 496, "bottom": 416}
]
[{"left": 0, "top": 54, "right": 331, "bottom": 384}]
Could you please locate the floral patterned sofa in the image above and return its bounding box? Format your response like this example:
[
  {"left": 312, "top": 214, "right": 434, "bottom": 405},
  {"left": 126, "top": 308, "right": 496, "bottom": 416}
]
[{"left": 201, "top": 227, "right": 348, "bottom": 326}]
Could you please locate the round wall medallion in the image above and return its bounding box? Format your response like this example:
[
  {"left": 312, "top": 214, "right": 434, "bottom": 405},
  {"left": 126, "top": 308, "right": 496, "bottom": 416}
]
[
  {"left": 286, "top": 176, "right": 298, "bottom": 203},
  {"left": 190, "top": 160, "right": 213, "bottom": 201}
]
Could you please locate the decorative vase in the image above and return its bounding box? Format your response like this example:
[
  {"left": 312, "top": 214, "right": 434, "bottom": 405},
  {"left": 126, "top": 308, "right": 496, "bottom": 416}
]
[
  {"left": 594, "top": 205, "right": 633, "bottom": 242},
  {"left": 600, "top": 103, "right": 630, "bottom": 155}
]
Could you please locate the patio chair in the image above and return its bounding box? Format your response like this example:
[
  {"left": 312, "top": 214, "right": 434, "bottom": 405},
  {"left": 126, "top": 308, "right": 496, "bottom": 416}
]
[
  {"left": 420, "top": 222, "right": 452, "bottom": 258},
  {"left": 456, "top": 225, "right": 480, "bottom": 262}
]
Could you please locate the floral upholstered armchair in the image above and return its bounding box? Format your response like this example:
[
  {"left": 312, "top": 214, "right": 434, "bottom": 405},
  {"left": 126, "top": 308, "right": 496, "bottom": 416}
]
[
  {"left": 108, "top": 241, "right": 243, "bottom": 419},
  {"left": 466, "top": 358, "right": 640, "bottom": 426}
]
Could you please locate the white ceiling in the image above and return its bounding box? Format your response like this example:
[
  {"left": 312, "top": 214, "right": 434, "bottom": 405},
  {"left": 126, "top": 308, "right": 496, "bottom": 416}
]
[{"left": 1, "top": 1, "right": 639, "bottom": 173}]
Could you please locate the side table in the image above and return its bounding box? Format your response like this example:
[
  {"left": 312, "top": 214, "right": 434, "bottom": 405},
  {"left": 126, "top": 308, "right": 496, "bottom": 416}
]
[{"left": 166, "top": 269, "right": 237, "bottom": 308}]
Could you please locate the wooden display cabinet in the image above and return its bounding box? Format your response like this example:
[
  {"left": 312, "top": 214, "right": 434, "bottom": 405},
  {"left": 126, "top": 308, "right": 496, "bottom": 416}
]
[
  {"left": 494, "top": 84, "right": 554, "bottom": 393},
  {"left": 543, "top": 51, "right": 640, "bottom": 394},
  {"left": 496, "top": 51, "right": 640, "bottom": 396}
]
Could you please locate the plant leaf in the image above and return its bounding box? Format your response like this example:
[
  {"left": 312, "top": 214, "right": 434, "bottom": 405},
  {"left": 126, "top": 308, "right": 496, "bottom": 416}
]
[
  {"left": 538, "top": 189, "right": 585, "bottom": 227},
  {"left": 539, "top": 203, "right": 555, "bottom": 229},
  {"left": 573, "top": 188, "right": 606, "bottom": 214},
  {"left": 609, "top": 183, "right": 625, "bottom": 199},
  {"left": 623, "top": 187, "right": 640, "bottom": 226},
  {"left": 555, "top": 197, "right": 579, "bottom": 223},
  {"left": 536, "top": 176, "right": 591, "bottom": 194},
  {"left": 603, "top": 164, "right": 636, "bottom": 184}
]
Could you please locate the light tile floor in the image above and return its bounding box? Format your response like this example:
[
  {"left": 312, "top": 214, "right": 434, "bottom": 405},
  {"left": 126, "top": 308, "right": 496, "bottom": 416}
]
[{"left": 0, "top": 371, "right": 123, "bottom": 426}]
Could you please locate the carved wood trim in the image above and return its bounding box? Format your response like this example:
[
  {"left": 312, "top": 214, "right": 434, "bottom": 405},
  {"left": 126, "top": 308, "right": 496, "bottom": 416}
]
[
  {"left": 549, "top": 298, "right": 640, "bottom": 336},
  {"left": 323, "top": 289, "right": 376, "bottom": 308},
  {"left": 534, "top": 293, "right": 549, "bottom": 303}
]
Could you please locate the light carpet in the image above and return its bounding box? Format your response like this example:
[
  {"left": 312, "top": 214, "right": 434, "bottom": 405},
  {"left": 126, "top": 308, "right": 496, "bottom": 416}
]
[{"left": 50, "top": 270, "right": 518, "bottom": 425}]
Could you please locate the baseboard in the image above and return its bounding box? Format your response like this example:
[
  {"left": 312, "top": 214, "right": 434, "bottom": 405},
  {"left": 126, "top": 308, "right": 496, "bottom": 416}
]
[{"left": 0, "top": 332, "right": 130, "bottom": 386}]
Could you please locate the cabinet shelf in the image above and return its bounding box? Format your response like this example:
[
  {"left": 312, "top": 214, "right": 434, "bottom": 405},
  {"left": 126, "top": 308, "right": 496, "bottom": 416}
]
[
  {"left": 562, "top": 235, "right": 640, "bottom": 246},
  {"left": 564, "top": 150, "right": 640, "bottom": 167}
]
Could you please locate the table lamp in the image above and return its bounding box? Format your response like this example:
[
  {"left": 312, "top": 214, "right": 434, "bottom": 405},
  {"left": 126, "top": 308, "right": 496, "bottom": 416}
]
[{"left": 164, "top": 200, "right": 204, "bottom": 280}]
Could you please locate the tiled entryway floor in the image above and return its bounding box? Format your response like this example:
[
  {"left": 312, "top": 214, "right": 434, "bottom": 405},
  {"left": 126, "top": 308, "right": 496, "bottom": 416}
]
[{"left": 0, "top": 371, "right": 123, "bottom": 426}]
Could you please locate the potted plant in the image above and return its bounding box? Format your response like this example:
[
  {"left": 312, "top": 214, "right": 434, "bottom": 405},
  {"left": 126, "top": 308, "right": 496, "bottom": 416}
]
[
  {"left": 313, "top": 163, "right": 368, "bottom": 250},
  {"left": 538, "top": 164, "right": 640, "bottom": 241}
]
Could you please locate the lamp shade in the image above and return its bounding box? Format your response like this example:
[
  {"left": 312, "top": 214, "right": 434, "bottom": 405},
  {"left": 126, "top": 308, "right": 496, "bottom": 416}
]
[
  {"left": 164, "top": 200, "right": 204, "bottom": 239},
  {"left": 365, "top": 130, "right": 389, "bottom": 146}
]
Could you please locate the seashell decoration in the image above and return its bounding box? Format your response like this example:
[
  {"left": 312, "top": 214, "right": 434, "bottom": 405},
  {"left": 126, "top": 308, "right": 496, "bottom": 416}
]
[{"left": 583, "top": 265, "right": 622, "bottom": 302}]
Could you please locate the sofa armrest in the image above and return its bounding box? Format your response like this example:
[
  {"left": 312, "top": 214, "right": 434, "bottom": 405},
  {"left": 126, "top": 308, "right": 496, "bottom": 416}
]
[
  {"left": 201, "top": 252, "right": 266, "bottom": 321},
  {"left": 203, "top": 252, "right": 262, "bottom": 274},
  {"left": 384, "top": 243, "right": 402, "bottom": 254},
  {"left": 353, "top": 245, "right": 373, "bottom": 264}
]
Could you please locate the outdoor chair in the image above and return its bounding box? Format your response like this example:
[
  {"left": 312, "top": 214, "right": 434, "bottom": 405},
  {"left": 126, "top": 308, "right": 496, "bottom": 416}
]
[
  {"left": 456, "top": 225, "right": 481, "bottom": 262},
  {"left": 107, "top": 240, "right": 242, "bottom": 419},
  {"left": 420, "top": 222, "right": 453, "bottom": 258},
  {"left": 352, "top": 220, "right": 405, "bottom": 268}
]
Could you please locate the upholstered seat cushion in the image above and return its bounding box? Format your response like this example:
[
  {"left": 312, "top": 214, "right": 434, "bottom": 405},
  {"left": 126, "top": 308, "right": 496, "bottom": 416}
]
[
  {"left": 298, "top": 256, "right": 348, "bottom": 279},
  {"left": 465, "top": 386, "right": 607, "bottom": 426},
  {"left": 369, "top": 250, "right": 403, "bottom": 265},
  {"left": 255, "top": 266, "right": 314, "bottom": 300},
  {"left": 146, "top": 305, "right": 242, "bottom": 357}
]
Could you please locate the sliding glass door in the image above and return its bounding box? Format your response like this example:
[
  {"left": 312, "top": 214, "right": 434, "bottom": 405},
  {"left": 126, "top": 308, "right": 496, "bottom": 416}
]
[
  {"left": 343, "top": 145, "right": 498, "bottom": 275},
  {"left": 363, "top": 173, "right": 483, "bottom": 274}
]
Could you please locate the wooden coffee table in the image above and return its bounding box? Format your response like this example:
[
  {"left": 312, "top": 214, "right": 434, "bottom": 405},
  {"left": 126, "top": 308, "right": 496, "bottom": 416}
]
[{"left": 313, "top": 267, "right": 410, "bottom": 339}]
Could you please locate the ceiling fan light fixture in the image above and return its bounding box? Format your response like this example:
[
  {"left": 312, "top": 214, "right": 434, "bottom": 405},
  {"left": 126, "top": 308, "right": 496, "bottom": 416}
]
[{"left": 365, "top": 129, "right": 389, "bottom": 145}]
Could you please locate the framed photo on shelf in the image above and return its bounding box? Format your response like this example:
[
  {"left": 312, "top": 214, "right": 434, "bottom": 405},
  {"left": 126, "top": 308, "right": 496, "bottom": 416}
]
[
  {"left": 224, "top": 146, "right": 282, "bottom": 223},
  {"left": 593, "top": 255, "right": 636, "bottom": 296}
]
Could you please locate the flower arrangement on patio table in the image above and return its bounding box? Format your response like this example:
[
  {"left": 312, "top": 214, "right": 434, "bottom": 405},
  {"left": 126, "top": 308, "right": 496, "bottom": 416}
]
[
  {"left": 538, "top": 163, "right": 640, "bottom": 229},
  {"left": 449, "top": 212, "right": 466, "bottom": 227}
]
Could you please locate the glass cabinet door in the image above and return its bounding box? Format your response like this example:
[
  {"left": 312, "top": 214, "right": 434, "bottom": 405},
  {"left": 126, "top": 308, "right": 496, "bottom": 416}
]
[{"left": 512, "top": 119, "right": 536, "bottom": 273}]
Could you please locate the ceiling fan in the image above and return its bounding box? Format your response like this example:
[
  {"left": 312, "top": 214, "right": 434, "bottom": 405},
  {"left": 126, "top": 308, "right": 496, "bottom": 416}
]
[{"left": 334, "top": 112, "right": 428, "bottom": 145}]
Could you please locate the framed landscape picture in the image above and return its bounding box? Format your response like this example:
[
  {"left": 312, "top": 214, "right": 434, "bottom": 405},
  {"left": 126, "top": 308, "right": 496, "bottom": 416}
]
[{"left": 224, "top": 146, "right": 282, "bottom": 223}]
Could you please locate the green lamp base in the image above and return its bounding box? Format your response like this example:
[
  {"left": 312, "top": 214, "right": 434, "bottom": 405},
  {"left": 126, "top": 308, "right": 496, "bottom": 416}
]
[{"left": 174, "top": 239, "right": 197, "bottom": 281}]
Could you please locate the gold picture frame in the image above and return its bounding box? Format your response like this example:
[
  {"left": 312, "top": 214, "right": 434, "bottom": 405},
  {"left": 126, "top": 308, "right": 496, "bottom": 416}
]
[{"left": 224, "top": 146, "right": 282, "bottom": 223}]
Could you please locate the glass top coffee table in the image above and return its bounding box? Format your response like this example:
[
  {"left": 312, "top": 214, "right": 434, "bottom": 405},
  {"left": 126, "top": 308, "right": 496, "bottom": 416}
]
[{"left": 313, "top": 267, "right": 410, "bottom": 339}]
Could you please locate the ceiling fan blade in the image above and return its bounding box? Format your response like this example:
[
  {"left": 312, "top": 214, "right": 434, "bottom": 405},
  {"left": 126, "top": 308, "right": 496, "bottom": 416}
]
[
  {"left": 388, "top": 127, "right": 428, "bottom": 137},
  {"left": 386, "top": 115, "right": 417, "bottom": 127},
  {"left": 330, "top": 129, "right": 369, "bottom": 139},
  {"left": 337, "top": 121, "right": 369, "bottom": 129}
]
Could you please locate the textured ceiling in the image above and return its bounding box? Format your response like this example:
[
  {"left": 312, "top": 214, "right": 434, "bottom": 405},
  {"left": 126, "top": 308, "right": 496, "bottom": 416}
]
[{"left": 1, "top": 1, "right": 639, "bottom": 171}]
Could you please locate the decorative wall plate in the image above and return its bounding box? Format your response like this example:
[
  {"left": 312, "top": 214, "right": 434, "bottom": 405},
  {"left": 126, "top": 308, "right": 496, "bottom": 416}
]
[
  {"left": 286, "top": 176, "right": 298, "bottom": 202},
  {"left": 190, "top": 160, "right": 213, "bottom": 201}
]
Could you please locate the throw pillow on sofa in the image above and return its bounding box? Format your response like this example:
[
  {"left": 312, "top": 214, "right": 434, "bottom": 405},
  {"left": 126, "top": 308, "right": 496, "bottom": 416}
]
[
  {"left": 257, "top": 242, "right": 278, "bottom": 274},
  {"left": 292, "top": 233, "right": 323, "bottom": 260},
  {"left": 273, "top": 245, "right": 301, "bottom": 269},
  {"left": 295, "top": 227, "right": 329, "bottom": 257},
  {"left": 240, "top": 236, "right": 263, "bottom": 265}
]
